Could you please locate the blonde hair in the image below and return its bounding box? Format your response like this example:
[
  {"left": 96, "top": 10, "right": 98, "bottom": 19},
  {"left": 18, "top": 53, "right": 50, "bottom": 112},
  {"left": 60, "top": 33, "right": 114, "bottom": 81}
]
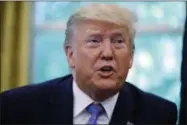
[{"left": 64, "top": 3, "right": 137, "bottom": 53}]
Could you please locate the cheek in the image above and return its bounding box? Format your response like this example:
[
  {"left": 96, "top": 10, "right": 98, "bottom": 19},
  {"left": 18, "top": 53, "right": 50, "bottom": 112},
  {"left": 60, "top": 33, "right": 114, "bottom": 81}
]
[
  {"left": 115, "top": 51, "right": 132, "bottom": 75},
  {"left": 74, "top": 47, "right": 100, "bottom": 70}
]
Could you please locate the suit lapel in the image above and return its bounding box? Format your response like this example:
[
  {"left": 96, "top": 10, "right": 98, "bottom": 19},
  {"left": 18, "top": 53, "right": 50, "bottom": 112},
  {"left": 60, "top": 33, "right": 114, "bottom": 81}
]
[
  {"left": 47, "top": 75, "right": 74, "bottom": 124},
  {"left": 110, "top": 83, "right": 136, "bottom": 125}
]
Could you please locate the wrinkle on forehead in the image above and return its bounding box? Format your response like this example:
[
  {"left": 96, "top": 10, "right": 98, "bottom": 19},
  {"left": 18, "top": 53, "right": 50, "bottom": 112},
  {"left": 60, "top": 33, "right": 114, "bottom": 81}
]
[
  {"left": 79, "top": 21, "right": 129, "bottom": 37},
  {"left": 72, "top": 20, "right": 131, "bottom": 48}
]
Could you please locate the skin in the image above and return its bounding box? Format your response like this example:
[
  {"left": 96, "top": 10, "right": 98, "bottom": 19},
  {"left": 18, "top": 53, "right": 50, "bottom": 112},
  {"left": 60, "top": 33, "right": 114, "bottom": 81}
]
[{"left": 66, "top": 19, "right": 133, "bottom": 101}]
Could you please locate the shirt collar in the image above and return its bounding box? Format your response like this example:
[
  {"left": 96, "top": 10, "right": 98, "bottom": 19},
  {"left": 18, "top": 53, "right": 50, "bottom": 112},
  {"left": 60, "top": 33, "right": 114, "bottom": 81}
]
[
  {"left": 73, "top": 80, "right": 119, "bottom": 119},
  {"left": 100, "top": 92, "right": 119, "bottom": 119}
]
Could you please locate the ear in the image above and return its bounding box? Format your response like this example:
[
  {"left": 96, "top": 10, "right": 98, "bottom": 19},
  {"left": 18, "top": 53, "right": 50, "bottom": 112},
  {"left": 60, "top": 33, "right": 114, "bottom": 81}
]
[
  {"left": 129, "top": 56, "right": 133, "bottom": 69},
  {"left": 65, "top": 46, "right": 75, "bottom": 68}
]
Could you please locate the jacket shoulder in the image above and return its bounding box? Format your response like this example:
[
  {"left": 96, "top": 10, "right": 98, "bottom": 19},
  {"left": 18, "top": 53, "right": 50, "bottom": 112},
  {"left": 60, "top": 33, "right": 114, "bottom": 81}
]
[
  {"left": 1, "top": 74, "right": 72, "bottom": 99},
  {"left": 1, "top": 74, "right": 72, "bottom": 124},
  {"left": 126, "top": 82, "right": 177, "bottom": 124}
]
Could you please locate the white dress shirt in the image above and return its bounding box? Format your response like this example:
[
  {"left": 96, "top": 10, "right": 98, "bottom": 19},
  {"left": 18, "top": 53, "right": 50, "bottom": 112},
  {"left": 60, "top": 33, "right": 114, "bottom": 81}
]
[{"left": 73, "top": 81, "right": 119, "bottom": 124}]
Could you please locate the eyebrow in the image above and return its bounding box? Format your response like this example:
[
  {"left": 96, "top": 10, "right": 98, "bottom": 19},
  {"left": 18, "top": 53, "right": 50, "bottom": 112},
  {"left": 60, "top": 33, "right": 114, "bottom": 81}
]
[
  {"left": 86, "top": 33, "right": 104, "bottom": 38},
  {"left": 110, "top": 28, "right": 128, "bottom": 36},
  {"left": 110, "top": 32, "right": 124, "bottom": 37},
  {"left": 85, "top": 28, "right": 101, "bottom": 34},
  {"left": 110, "top": 32, "right": 128, "bottom": 41},
  {"left": 85, "top": 28, "right": 128, "bottom": 38}
]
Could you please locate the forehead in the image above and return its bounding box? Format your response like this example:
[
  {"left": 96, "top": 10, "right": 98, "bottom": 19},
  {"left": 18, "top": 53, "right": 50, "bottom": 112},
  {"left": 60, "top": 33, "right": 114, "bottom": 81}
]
[{"left": 76, "top": 20, "right": 129, "bottom": 36}]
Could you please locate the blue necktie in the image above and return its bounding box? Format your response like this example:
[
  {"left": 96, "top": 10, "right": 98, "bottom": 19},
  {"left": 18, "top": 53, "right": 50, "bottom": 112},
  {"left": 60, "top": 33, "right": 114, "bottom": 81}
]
[{"left": 86, "top": 103, "right": 104, "bottom": 125}]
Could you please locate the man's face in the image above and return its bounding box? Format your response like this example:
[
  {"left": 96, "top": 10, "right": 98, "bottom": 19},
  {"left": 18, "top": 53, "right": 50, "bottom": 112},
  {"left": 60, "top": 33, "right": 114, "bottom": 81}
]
[{"left": 66, "top": 20, "right": 133, "bottom": 94}]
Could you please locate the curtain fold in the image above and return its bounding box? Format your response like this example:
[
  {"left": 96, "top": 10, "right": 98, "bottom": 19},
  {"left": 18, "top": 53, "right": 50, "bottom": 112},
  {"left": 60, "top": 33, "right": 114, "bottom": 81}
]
[{"left": 1, "top": 2, "right": 31, "bottom": 92}]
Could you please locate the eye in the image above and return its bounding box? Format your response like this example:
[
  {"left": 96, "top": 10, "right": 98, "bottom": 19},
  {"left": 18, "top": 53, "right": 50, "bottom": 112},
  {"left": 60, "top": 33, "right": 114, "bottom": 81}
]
[
  {"left": 115, "top": 39, "right": 124, "bottom": 43},
  {"left": 88, "top": 39, "right": 100, "bottom": 43},
  {"left": 85, "top": 36, "right": 102, "bottom": 48},
  {"left": 111, "top": 36, "right": 126, "bottom": 48},
  {"left": 86, "top": 36, "right": 102, "bottom": 44},
  {"left": 112, "top": 37, "right": 125, "bottom": 44}
]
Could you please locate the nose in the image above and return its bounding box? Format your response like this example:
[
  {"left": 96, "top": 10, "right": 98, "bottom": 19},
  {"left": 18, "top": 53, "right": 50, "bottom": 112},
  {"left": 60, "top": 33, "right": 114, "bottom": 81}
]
[{"left": 100, "top": 40, "right": 113, "bottom": 61}]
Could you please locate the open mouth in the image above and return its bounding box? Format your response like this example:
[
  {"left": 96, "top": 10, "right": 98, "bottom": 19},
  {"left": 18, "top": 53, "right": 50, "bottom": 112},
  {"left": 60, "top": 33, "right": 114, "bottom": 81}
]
[{"left": 99, "top": 66, "right": 114, "bottom": 77}]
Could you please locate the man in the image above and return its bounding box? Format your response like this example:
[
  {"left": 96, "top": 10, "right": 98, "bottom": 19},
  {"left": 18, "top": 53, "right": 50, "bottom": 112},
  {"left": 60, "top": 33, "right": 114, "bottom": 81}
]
[{"left": 1, "top": 3, "right": 177, "bottom": 124}]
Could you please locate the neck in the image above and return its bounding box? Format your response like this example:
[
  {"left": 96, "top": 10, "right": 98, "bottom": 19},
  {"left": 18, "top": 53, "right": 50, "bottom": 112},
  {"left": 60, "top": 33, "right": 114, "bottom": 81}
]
[
  {"left": 90, "top": 90, "right": 118, "bottom": 102},
  {"left": 79, "top": 83, "right": 119, "bottom": 102}
]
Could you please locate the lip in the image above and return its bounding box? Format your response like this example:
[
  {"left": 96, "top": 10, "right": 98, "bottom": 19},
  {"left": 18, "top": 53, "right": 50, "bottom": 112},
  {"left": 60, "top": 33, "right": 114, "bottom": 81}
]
[{"left": 98, "top": 71, "right": 114, "bottom": 78}]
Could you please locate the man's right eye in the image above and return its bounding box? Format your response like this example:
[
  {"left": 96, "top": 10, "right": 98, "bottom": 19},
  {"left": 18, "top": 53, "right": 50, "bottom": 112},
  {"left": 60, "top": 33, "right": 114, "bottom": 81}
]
[
  {"left": 86, "top": 38, "right": 101, "bottom": 48},
  {"left": 88, "top": 39, "right": 100, "bottom": 43}
]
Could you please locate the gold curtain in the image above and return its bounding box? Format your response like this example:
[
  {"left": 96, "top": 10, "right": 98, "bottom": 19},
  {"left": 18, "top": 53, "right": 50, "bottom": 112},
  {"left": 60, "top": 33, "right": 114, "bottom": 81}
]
[{"left": 0, "top": 2, "right": 31, "bottom": 92}]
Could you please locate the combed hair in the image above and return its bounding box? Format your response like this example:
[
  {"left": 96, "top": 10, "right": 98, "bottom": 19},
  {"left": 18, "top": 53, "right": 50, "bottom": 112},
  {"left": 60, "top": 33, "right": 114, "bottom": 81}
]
[{"left": 64, "top": 3, "right": 137, "bottom": 53}]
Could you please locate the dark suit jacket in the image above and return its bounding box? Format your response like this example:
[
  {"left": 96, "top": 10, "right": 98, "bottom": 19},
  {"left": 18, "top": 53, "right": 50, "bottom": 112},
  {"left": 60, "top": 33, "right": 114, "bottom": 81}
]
[{"left": 1, "top": 74, "right": 177, "bottom": 124}]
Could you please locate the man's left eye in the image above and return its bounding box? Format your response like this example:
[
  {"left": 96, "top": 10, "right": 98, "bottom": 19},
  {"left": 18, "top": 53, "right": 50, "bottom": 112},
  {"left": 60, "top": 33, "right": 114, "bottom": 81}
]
[
  {"left": 114, "top": 39, "right": 124, "bottom": 44},
  {"left": 116, "top": 39, "right": 124, "bottom": 43},
  {"left": 89, "top": 39, "right": 100, "bottom": 43}
]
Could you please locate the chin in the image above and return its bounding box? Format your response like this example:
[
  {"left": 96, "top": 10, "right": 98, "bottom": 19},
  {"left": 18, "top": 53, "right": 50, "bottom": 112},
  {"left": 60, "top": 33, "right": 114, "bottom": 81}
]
[{"left": 94, "top": 79, "right": 120, "bottom": 90}]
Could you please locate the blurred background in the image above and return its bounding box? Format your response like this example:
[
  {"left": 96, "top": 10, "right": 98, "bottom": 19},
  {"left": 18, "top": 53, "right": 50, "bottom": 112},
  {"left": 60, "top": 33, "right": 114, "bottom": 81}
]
[{"left": 1, "top": 1, "right": 186, "bottom": 121}]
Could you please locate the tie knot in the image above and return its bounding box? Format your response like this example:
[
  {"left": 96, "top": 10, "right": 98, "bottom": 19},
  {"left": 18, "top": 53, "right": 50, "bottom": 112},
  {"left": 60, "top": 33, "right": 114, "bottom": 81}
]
[{"left": 86, "top": 103, "right": 104, "bottom": 116}]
